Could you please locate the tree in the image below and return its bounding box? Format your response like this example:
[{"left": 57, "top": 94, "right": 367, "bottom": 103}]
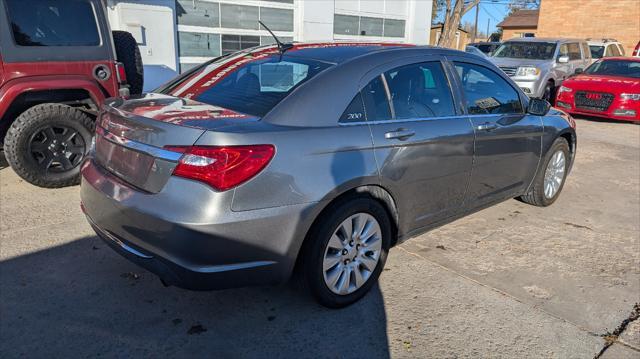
[{"left": 437, "top": 0, "right": 480, "bottom": 48}]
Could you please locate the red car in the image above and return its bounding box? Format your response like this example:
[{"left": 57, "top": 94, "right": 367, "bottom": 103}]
[{"left": 555, "top": 57, "right": 640, "bottom": 122}]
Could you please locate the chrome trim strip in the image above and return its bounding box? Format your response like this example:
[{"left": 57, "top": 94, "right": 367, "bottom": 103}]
[
  {"left": 99, "top": 128, "right": 183, "bottom": 162},
  {"left": 190, "top": 261, "right": 277, "bottom": 274},
  {"left": 87, "top": 218, "right": 154, "bottom": 259},
  {"left": 340, "top": 115, "right": 468, "bottom": 126}
]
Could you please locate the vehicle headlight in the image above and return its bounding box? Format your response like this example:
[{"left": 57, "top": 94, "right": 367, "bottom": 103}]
[
  {"left": 516, "top": 66, "right": 540, "bottom": 77},
  {"left": 558, "top": 86, "right": 573, "bottom": 94},
  {"left": 620, "top": 93, "right": 640, "bottom": 101}
]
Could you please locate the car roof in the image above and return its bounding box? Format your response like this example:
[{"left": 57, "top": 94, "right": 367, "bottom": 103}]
[
  {"left": 504, "top": 37, "right": 584, "bottom": 44},
  {"left": 256, "top": 42, "right": 415, "bottom": 64},
  {"left": 587, "top": 40, "right": 621, "bottom": 45}
]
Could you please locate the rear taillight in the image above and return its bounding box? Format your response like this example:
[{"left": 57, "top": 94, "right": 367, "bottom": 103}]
[
  {"left": 115, "top": 62, "right": 127, "bottom": 84},
  {"left": 165, "top": 145, "right": 275, "bottom": 191}
]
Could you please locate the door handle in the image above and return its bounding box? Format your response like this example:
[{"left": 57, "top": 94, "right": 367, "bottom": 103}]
[
  {"left": 384, "top": 128, "right": 415, "bottom": 141},
  {"left": 476, "top": 122, "right": 497, "bottom": 131}
]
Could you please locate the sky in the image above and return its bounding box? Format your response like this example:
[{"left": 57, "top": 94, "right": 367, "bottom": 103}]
[{"left": 454, "top": 1, "right": 514, "bottom": 37}]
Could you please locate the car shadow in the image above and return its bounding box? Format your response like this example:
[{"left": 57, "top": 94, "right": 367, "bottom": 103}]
[
  {"left": 0, "top": 150, "right": 8, "bottom": 170},
  {"left": 0, "top": 236, "right": 391, "bottom": 358}
]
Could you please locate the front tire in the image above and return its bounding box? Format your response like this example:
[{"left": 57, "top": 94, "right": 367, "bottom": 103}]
[
  {"left": 4, "top": 104, "right": 94, "bottom": 188},
  {"left": 519, "top": 138, "right": 570, "bottom": 207},
  {"left": 301, "top": 197, "right": 391, "bottom": 308}
]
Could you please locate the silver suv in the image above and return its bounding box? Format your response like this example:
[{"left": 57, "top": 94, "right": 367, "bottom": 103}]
[{"left": 491, "top": 38, "right": 591, "bottom": 101}]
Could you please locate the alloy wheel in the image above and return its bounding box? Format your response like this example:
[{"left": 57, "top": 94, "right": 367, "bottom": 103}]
[
  {"left": 28, "top": 125, "right": 86, "bottom": 173},
  {"left": 322, "top": 213, "right": 382, "bottom": 295},
  {"left": 543, "top": 150, "right": 566, "bottom": 199}
]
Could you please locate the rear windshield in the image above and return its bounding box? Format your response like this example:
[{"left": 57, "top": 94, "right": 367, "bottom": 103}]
[
  {"left": 5, "top": 0, "right": 100, "bottom": 47},
  {"left": 493, "top": 42, "right": 557, "bottom": 60},
  {"left": 163, "top": 51, "right": 332, "bottom": 117},
  {"left": 589, "top": 45, "right": 605, "bottom": 59},
  {"left": 585, "top": 60, "right": 640, "bottom": 78}
]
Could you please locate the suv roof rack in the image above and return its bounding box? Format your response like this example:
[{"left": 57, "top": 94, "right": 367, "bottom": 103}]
[{"left": 586, "top": 38, "right": 618, "bottom": 43}]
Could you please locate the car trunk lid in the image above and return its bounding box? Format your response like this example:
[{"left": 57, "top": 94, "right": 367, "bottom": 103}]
[{"left": 94, "top": 93, "right": 260, "bottom": 193}]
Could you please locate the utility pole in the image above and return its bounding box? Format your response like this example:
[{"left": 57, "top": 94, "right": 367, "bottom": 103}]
[
  {"left": 486, "top": 19, "right": 490, "bottom": 41},
  {"left": 471, "top": 2, "right": 480, "bottom": 43}
]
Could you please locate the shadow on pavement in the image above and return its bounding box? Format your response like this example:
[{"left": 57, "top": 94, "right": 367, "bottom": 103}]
[
  {"left": 0, "top": 236, "right": 390, "bottom": 358},
  {"left": 0, "top": 151, "right": 8, "bottom": 170}
]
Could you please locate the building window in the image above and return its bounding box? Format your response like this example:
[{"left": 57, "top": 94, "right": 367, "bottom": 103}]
[
  {"left": 260, "top": 36, "right": 293, "bottom": 45},
  {"left": 334, "top": 14, "right": 359, "bottom": 35},
  {"left": 359, "top": 17, "right": 383, "bottom": 36},
  {"left": 383, "top": 19, "right": 405, "bottom": 38},
  {"left": 180, "top": 62, "right": 200, "bottom": 73},
  {"left": 335, "top": 14, "right": 405, "bottom": 38},
  {"left": 259, "top": 7, "right": 293, "bottom": 32},
  {"left": 262, "top": 0, "right": 294, "bottom": 4},
  {"left": 178, "top": 32, "right": 221, "bottom": 57},
  {"left": 176, "top": 0, "right": 220, "bottom": 27},
  {"left": 220, "top": 4, "right": 260, "bottom": 30},
  {"left": 221, "top": 34, "right": 260, "bottom": 55}
]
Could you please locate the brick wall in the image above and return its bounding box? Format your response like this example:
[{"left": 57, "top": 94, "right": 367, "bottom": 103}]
[
  {"left": 502, "top": 27, "right": 538, "bottom": 40},
  {"left": 537, "top": 0, "right": 640, "bottom": 55}
]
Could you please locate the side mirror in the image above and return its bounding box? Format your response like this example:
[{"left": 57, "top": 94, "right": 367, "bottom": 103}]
[
  {"left": 557, "top": 55, "right": 570, "bottom": 63},
  {"left": 574, "top": 68, "right": 584, "bottom": 75},
  {"left": 527, "top": 98, "right": 551, "bottom": 116}
]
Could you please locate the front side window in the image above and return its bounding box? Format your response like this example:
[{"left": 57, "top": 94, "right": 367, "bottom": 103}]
[
  {"left": 6, "top": 0, "right": 100, "bottom": 46},
  {"left": 606, "top": 44, "right": 621, "bottom": 57},
  {"left": 493, "top": 42, "right": 557, "bottom": 60},
  {"left": 454, "top": 62, "right": 523, "bottom": 115},
  {"left": 166, "top": 54, "right": 332, "bottom": 117},
  {"left": 384, "top": 62, "right": 455, "bottom": 119}
]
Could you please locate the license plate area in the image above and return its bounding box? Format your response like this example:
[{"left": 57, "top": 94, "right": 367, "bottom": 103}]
[{"left": 95, "top": 135, "right": 156, "bottom": 189}]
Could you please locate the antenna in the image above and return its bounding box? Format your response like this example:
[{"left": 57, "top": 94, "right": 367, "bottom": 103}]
[{"left": 258, "top": 20, "right": 293, "bottom": 55}]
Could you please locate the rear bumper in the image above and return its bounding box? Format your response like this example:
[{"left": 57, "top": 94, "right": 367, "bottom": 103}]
[{"left": 80, "top": 158, "right": 319, "bottom": 290}]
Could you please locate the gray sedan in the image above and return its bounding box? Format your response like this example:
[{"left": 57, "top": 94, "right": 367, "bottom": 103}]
[{"left": 81, "top": 43, "right": 577, "bottom": 308}]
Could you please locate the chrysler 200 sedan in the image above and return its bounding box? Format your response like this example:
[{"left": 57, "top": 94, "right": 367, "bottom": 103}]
[{"left": 81, "top": 43, "right": 577, "bottom": 308}]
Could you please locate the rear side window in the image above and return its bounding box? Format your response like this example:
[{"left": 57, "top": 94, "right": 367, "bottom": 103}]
[
  {"left": 453, "top": 62, "right": 523, "bottom": 115},
  {"left": 581, "top": 43, "right": 591, "bottom": 60},
  {"left": 567, "top": 43, "right": 582, "bottom": 60},
  {"left": 384, "top": 62, "right": 455, "bottom": 119},
  {"left": 5, "top": 0, "right": 100, "bottom": 47},
  {"left": 606, "top": 45, "right": 621, "bottom": 57}
]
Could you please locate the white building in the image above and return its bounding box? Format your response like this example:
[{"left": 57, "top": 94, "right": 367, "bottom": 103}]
[{"left": 106, "top": 0, "right": 432, "bottom": 86}]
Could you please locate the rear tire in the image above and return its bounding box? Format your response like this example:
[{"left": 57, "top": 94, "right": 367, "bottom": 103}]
[
  {"left": 519, "top": 138, "right": 570, "bottom": 207},
  {"left": 301, "top": 197, "right": 391, "bottom": 308},
  {"left": 4, "top": 104, "right": 94, "bottom": 188},
  {"left": 112, "top": 30, "right": 144, "bottom": 95}
]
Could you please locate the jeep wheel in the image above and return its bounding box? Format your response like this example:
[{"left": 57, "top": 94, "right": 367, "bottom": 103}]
[
  {"left": 4, "top": 104, "right": 94, "bottom": 188},
  {"left": 112, "top": 30, "right": 144, "bottom": 95}
]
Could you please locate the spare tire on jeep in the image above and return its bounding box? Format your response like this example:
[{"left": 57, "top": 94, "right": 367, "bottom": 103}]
[{"left": 112, "top": 30, "right": 144, "bottom": 95}]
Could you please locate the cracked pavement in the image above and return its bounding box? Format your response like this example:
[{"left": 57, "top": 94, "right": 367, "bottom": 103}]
[{"left": 1, "top": 118, "right": 639, "bottom": 358}]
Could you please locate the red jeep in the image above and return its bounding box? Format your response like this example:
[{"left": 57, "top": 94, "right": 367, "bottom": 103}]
[{"left": 0, "top": 0, "right": 143, "bottom": 187}]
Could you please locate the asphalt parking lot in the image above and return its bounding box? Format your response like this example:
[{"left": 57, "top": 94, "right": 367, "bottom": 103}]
[{"left": 0, "top": 117, "right": 638, "bottom": 358}]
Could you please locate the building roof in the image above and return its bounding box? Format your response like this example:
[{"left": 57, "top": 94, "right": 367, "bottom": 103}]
[{"left": 497, "top": 9, "right": 539, "bottom": 29}]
